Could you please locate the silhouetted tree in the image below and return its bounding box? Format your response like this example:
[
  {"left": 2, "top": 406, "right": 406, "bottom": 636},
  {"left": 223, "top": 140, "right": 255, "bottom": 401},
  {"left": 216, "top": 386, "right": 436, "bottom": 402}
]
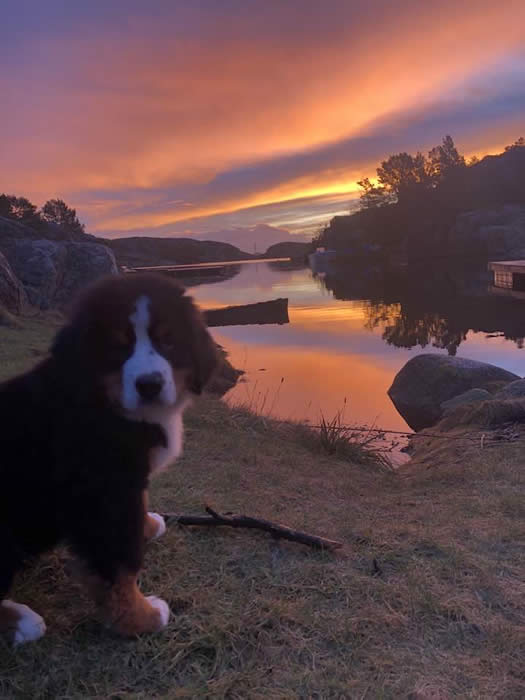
[
  {"left": 41, "top": 198, "right": 85, "bottom": 235},
  {"left": 357, "top": 178, "right": 395, "bottom": 209},
  {"left": 468, "top": 155, "right": 480, "bottom": 166},
  {"left": 505, "top": 137, "right": 525, "bottom": 151},
  {"left": 0, "top": 194, "right": 40, "bottom": 225},
  {"left": 376, "top": 151, "right": 430, "bottom": 203},
  {"left": 427, "top": 135, "right": 466, "bottom": 184}
]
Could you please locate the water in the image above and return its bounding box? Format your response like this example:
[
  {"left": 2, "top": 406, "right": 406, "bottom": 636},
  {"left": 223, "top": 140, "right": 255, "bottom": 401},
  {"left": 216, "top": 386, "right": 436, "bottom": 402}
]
[{"left": 189, "top": 260, "right": 525, "bottom": 431}]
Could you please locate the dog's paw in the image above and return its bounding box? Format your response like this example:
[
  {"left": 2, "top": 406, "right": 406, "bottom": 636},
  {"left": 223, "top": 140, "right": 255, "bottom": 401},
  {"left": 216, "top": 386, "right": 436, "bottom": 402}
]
[
  {"left": 147, "top": 512, "right": 166, "bottom": 539},
  {"left": 1, "top": 601, "right": 46, "bottom": 645},
  {"left": 145, "top": 596, "right": 170, "bottom": 627}
]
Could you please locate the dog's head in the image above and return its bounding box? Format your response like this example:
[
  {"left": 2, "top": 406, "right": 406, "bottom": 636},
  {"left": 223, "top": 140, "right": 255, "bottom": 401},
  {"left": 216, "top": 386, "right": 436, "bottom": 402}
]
[{"left": 52, "top": 273, "right": 218, "bottom": 417}]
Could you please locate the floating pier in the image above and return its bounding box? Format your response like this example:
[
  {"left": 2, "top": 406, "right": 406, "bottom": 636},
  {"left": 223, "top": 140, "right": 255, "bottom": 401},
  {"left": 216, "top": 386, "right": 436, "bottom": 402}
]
[{"left": 489, "top": 260, "right": 525, "bottom": 299}]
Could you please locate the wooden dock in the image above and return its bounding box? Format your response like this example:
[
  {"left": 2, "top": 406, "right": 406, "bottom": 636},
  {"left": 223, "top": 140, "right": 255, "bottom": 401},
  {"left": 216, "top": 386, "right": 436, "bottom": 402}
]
[
  {"left": 489, "top": 260, "right": 525, "bottom": 298},
  {"left": 122, "top": 257, "right": 291, "bottom": 274}
]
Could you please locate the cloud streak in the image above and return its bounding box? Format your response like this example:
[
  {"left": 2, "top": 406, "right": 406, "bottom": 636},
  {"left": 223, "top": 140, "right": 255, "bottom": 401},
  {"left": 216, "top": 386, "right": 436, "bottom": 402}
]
[{"left": 2, "top": 0, "right": 524, "bottom": 236}]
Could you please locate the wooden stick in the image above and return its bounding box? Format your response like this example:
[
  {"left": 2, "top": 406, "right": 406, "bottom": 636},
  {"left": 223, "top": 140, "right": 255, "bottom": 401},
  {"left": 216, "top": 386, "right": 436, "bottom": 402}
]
[{"left": 160, "top": 505, "right": 343, "bottom": 551}]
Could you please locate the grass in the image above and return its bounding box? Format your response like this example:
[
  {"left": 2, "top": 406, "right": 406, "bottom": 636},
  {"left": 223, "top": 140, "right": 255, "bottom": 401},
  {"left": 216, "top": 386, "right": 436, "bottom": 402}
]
[{"left": 1, "top": 318, "right": 525, "bottom": 698}]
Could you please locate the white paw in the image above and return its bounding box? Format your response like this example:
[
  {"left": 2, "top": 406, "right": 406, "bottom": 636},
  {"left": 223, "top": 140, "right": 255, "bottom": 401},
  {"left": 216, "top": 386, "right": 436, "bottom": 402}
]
[
  {"left": 2, "top": 600, "right": 46, "bottom": 645},
  {"left": 148, "top": 512, "right": 166, "bottom": 539},
  {"left": 146, "top": 596, "right": 170, "bottom": 627}
]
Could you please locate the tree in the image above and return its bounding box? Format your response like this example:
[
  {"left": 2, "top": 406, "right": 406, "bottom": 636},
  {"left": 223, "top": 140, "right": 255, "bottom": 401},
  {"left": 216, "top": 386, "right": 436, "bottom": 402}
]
[
  {"left": 41, "top": 198, "right": 85, "bottom": 235},
  {"left": 427, "top": 135, "right": 465, "bottom": 183},
  {"left": 0, "top": 193, "right": 40, "bottom": 225},
  {"left": 505, "top": 137, "right": 525, "bottom": 151},
  {"left": 376, "top": 151, "right": 430, "bottom": 203},
  {"left": 357, "top": 178, "right": 395, "bottom": 210},
  {"left": 467, "top": 155, "right": 480, "bottom": 166}
]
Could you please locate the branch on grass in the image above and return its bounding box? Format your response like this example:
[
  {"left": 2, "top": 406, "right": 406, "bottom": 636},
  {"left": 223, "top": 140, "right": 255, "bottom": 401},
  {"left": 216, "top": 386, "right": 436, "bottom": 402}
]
[{"left": 160, "top": 505, "right": 343, "bottom": 551}]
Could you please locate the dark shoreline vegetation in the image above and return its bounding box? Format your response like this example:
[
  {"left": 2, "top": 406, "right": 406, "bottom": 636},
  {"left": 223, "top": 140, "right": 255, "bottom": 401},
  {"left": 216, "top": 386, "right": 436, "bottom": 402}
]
[{"left": 312, "top": 136, "right": 525, "bottom": 264}]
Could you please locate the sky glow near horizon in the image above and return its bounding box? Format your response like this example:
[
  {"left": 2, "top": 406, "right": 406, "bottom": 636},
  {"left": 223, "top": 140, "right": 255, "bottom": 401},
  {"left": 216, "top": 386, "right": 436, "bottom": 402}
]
[{"left": 2, "top": 0, "right": 525, "bottom": 238}]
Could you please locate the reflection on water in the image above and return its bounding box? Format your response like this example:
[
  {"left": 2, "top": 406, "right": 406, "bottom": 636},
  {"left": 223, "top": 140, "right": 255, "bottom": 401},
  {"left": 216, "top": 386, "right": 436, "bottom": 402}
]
[{"left": 189, "top": 261, "right": 525, "bottom": 431}]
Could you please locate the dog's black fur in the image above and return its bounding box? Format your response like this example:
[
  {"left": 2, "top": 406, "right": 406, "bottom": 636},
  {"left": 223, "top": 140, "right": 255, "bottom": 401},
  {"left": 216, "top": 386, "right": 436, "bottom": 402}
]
[{"left": 0, "top": 273, "right": 217, "bottom": 606}]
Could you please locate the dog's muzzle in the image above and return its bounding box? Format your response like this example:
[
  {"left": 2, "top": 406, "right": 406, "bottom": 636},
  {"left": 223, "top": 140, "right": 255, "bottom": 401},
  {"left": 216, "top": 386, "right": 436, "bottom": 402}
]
[{"left": 135, "top": 371, "right": 165, "bottom": 402}]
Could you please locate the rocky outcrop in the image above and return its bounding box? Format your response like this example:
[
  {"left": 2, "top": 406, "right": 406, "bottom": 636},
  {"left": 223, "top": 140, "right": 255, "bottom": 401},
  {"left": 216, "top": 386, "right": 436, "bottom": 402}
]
[
  {"left": 440, "top": 388, "right": 492, "bottom": 416},
  {"left": 388, "top": 353, "right": 519, "bottom": 431},
  {"left": 450, "top": 205, "right": 525, "bottom": 260},
  {"left": 494, "top": 379, "right": 525, "bottom": 400},
  {"left": 0, "top": 252, "right": 28, "bottom": 314},
  {"left": 207, "top": 347, "right": 244, "bottom": 397},
  {"left": 1, "top": 239, "right": 117, "bottom": 309}
]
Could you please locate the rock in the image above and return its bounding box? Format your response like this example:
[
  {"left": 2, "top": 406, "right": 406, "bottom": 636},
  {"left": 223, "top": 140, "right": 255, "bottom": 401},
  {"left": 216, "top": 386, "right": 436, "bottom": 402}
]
[
  {"left": 1, "top": 239, "right": 117, "bottom": 309},
  {"left": 440, "top": 388, "right": 492, "bottom": 415},
  {"left": 494, "top": 379, "right": 525, "bottom": 400},
  {"left": 206, "top": 346, "right": 244, "bottom": 397},
  {"left": 53, "top": 242, "right": 118, "bottom": 308},
  {"left": 388, "top": 353, "right": 519, "bottom": 431},
  {"left": 451, "top": 205, "right": 525, "bottom": 259},
  {"left": 0, "top": 252, "right": 28, "bottom": 314}
]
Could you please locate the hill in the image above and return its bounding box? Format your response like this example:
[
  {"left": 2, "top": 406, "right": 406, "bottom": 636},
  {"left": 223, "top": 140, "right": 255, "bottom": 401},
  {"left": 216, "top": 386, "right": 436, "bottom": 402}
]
[
  {"left": 194, "top": 224, "right": 304, "bottom": 254},
  {"left": 317, "top": 143, "right": 525, "bottom": 263},
  {"left": 264, "top": 240, "right": 311, "bottom": 259},
  {"left": 103, "top": 236, "right": 252, "bottom": 268}
]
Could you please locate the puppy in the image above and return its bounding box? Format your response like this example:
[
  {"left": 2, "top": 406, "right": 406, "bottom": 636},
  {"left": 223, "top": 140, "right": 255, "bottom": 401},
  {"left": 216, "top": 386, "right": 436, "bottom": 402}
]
[{"left": 0, "top": 273, "right": 218, "bottom": 644}]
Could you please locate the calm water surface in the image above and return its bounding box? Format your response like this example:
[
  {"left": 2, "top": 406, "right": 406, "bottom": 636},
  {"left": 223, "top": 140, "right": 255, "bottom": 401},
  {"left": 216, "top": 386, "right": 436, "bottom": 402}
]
[{"left": 190, "top": 262, "right": 525, "bottom": 431}]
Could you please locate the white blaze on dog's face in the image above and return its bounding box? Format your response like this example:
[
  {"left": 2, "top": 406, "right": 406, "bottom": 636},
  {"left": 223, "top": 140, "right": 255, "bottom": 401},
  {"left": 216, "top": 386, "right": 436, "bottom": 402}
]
[{"left": 122, "top": 296, "right": 177, "bottom": 413}]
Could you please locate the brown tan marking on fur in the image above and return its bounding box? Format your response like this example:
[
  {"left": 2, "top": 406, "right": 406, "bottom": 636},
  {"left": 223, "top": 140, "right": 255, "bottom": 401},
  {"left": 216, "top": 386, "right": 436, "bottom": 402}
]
[{"left": 84, "top": 570, "right": 165, "bottom": 636}]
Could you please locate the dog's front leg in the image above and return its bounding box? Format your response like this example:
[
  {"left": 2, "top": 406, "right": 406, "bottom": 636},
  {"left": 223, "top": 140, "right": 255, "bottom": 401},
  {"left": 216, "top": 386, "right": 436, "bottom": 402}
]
[
  {"left": 142, "top": 490, "right": 166, "bottom": 541},
  {"left": 69, "top": 492, "right": 170, "bottom": 637},
  {"left": 83, "top": 569, "right": 169, "bottom": 636}
]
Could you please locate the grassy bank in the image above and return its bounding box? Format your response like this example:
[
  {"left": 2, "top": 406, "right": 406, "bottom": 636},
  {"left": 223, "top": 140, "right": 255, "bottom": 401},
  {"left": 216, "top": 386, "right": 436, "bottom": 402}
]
[{"left": 0, "top": 318, "right": 524, "bottom": 698}]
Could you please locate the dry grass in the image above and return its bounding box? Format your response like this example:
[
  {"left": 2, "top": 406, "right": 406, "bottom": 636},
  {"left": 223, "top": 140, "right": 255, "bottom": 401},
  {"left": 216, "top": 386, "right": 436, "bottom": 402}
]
[{"left": 1, "top": 319, "right": 524, "bottom": 698}]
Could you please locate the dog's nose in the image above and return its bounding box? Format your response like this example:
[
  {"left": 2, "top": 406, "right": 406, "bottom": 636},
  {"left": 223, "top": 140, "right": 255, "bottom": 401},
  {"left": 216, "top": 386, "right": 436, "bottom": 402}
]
[{"left": 135, "top": 372, "right": 164, "bottom": 401}]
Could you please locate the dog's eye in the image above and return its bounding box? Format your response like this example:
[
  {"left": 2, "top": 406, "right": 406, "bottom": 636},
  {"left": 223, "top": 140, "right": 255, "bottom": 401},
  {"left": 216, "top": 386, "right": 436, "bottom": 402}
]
[
  {"left": 110, "top": 330, "right": 130, "bottom": 348},
  {"left": 153, "top": 326, "right": 175, "bottom": 350}
]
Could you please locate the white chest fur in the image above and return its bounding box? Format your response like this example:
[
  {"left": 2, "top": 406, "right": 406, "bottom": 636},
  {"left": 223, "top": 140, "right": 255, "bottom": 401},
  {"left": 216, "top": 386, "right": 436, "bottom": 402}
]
[{"left": 148, "top": 406, "right": 185, "bottom": 474}]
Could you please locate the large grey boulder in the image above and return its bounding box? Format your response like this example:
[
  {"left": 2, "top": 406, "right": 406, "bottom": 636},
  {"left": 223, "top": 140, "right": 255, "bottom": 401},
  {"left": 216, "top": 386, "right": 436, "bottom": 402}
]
[
  {"left": 440, "top": 388, "right": 492, "bottom": 416},
  {"left": 1, "top": 239, "right": 117, "bottom": 309},
  {"left": 0, "top": 252, "right": 28, "bottom": 314},
  {"left": 388, "top": 353, "right": 519, "bottom": 431},
  {"left": 53, "top": 242, "right": 118, "bottom": 307},
  {"left": 494, "top": 379, "right": 525, "bottom": 400}
]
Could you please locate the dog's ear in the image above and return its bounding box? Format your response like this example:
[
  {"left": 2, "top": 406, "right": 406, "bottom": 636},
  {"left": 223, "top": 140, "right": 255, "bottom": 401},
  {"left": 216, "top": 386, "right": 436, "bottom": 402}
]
[
  {"left": 189, "top": 324, "right": 219, "bottom": 395},
  {"left": 51, "top": 318, "right": 86, "bottom": 365}
]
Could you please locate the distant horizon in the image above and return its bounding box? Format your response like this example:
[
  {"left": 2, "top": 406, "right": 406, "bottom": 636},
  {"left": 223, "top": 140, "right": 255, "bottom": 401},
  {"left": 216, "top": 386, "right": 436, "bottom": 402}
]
[{"left": 3, "top": 1, "right": 524, "bottom": 240}]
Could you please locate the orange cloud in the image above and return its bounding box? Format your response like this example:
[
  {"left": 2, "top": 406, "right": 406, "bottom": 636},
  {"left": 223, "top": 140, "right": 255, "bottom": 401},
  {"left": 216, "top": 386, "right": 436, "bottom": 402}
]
[{"left": 2, "top": 0, "right": 525, "bottom": 234}]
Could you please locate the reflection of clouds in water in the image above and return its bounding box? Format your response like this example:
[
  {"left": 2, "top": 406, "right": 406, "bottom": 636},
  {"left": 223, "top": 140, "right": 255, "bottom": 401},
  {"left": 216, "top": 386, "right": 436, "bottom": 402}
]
[
  {"left": 215, "top": 333, "right": 411, "bottom": 430},
  {"left": 192, "top": 264, "right": 319, "bottom": 300},
  {"left": 193, "top": 264, "right": 525, "bottom": 428}
]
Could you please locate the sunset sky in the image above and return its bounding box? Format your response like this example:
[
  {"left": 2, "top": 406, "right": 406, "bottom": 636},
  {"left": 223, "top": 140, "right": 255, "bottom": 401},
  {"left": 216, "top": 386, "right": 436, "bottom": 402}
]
[{"left": 2, "top": 0, "right": 524, "bottom": 238}]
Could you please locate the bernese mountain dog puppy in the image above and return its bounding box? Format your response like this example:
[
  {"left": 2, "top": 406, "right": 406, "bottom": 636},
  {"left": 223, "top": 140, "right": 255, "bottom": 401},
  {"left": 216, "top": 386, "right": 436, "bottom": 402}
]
[{"left": 0, "top": 273, "right": 218, "bottom": 645}]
